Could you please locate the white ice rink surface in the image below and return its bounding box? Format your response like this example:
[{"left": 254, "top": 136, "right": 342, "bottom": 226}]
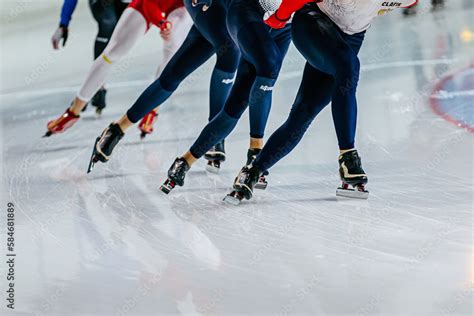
[{"left": 1, "top": 1, "right": 473, "bottom": 315}]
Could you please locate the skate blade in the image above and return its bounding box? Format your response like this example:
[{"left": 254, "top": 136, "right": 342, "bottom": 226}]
[
  {"left": 87, "top": 155, "right": 100, "bottom": 174},
  {"left": 87, "top": 159, "right": 95, "bottom": 174},
  {"left": 160, "top": 185, "right": 171, "bottom": 194},
  {"left": 42, "top": 131, "right": 53, "bottom": 138},
  {"left": 223, "top": 192, "right": 242, "bottom": 206},
  {"left": 140, "top": 132, "right": 148, "bottom": 140},
  {"left": 336, "top": 188, "right": 369, "bottom": 200},
  {"left": 87, "top": 137, "right": 100, "bottom": 174},
  {"left": 254, "top": 180, "right": 267, "bottom": 190},
  {"left": 160, "top": 179, "right": 175, "bottom": 194},
  {"left": 206, "top": 163, "right": 220, "bottom": 174}
]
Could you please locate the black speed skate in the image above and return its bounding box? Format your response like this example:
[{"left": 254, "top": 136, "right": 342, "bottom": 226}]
[
  {"left": 336, "top": 150, "right": 369, "bottom": 199},
  {"left": 204, "top": 140, "right": 226, "bottom": 174},
  {"left": 160, "top": 158, "right": 190, "bottom": 194},
  {"left": 224, "top": 165, "right": 261, "bottom": 206},
  {"left": 246, "top": 148, "right": 268, "bottom": 190},
  {"left": 87, "top": 123, "right": 124, "bottom": 173},
  {"left": 91, "top": 89, "right": 107, "bottom": 116}
]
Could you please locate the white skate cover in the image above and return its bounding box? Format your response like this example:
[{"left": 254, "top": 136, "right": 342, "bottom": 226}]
[{"left": 336, "top": 187, "right": 369, "bottom": 199}]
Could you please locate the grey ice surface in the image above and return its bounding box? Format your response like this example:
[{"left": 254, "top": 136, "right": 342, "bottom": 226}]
[{"left": 0, "top": 1, "right": 473, "bottom": 315}]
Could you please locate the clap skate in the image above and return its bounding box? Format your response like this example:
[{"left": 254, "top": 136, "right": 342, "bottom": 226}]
[
  {"left": 160, "top": 157, "right": 190, "bottom": 194},
  {"left": 43, "top": 108, "right": 80, "bottom": 137},
  {"left": 246, "top": 148, "right": 268, "bottom": 190},
  {"left": 91, "top": 89, "right": 107, "bottom": 116},
  {"left": 138, "top": 109, "right": 158, "bottom": 139},
  {"left": 204, "top": 140, "right": 226, "bottom": 174},
  {"left": 87, "top": 123, "right": 124, "bottom": 173},
  {"left": 336, "top": 149, "right": 369, "bottom": 199},
  {"left": 224, "top": 165, "right": 261, "bottom": 205}
]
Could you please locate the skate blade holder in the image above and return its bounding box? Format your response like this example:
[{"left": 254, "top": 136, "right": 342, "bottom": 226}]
[
  {"left": 86, "top": 137, "right": 101, "bottom": 174},
  {"left": 160, "top": 179, "right": 176, "bottom": 194},
  {"left": 336, "top": 186, "right": 369, "bottom": 200},
  {"left": 42, "top": 131, "right": 53, "bottom": 138},
  {"left": 254, "top": 177, "right": 268, "bottom": 190},
  {"left": 87, "top": 158, "right": 96, "bottom": 174},
  {"left": 205, "top": 160, "right": 221, "bottom": 174}
]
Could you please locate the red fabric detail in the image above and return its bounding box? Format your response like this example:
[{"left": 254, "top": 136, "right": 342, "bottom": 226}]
[{"left": 129, "top": 0, "right": 184, "bottom": 27}]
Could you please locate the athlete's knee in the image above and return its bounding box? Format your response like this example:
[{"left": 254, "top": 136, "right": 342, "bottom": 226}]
[
  {"left": 290, "top": 97, "right": 328, "bottom": 128},
  {"left": 97, "top": 16, "right": 117, "bottom": 38},
  {"left": 215, "top": 40, "right": 240, "bottom": 72},
  {"left": 101, "top": 42, "right": 125, "bottom": 64},
  {"left": 334, "top": 52, "right": 360, "bottom": 93},
  {"left": 254, "top": 49, "right": 283, "bottom": 79},
  {"left": 223, "top": 99, "right": 247, "bottom": 119},
  {"left": 158, "top": 62, "right": 186, "bottom": 91}
]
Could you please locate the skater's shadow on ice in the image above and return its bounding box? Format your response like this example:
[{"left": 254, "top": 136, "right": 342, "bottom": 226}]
[
  {"left": 122, "top": 136, "right": 198, "bottom": 147},
  {"left": 26, "top": 144, "right": 83, "bottom": 154},
  {"left": 81, "top": 116, "right": 102, "bottom": 121},
  {"left": 121, "top": 132, "right": 248, "bottom": 148},
  {"left": 87, "top": 173, "right": 138, "bottom": 181},
  {"left": 253, "top": 196, "right": 338, "bottom": 205}
]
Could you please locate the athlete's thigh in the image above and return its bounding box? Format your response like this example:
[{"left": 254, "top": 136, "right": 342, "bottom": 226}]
[
  {"left": 114, "top": 0, "right": 129, "bottom": 17},
  {"left": 102, "top": 8, "right": 147, "bottom": 60},
  {"left": 165, "top": 7, "right": 193, "bottom": 51},
  {"left": 159, "top": 26, "right": 215, "bottom": 85},
  {"left": 226, "top": 0, "right": 264, "bottom": 41},
  {"left": 270, "top": 25, "right": 292, "bottom": 58},
  {"left": 89, "top": 0, "right": 117, "bottom": 24},
  {"left": 235, "top": 22, "right": 280, "bottom": 70},
  {"left": 192, "top": 4, "right": 236, "bottom": 53},
  {"left": 291, "top": 5, "right": 353, "bottom": 75}
]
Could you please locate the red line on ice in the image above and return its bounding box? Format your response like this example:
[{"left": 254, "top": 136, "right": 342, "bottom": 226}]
[{"left": 429, "top": 64, "right": 474, "bottom": 133}]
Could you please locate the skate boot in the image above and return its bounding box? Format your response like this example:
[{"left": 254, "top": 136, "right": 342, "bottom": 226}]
[
  {"left": 224, "top": 165, "right": 261, "bottom": 206},
  {"left": 336, "top": 149, "right": 369, "bottom": 199},
  {"left": 44, "top": 108, "right": 80, "bottom": 137},
  {"left": 87, "top": 123, "right": 124, "bottom": 173},
  {"left": 138, "top": 109, "right": 159, "bottom": 139},
  {"left": 91, "top": 88, "right": 107, "bottom": 116},
  {"left": 204, "top": 140, "right": 226, "bottom": 174},
  {"left": 246, "top": 148, "right": 268, "bottom": 190},
  {"left": 160, "top": 157, "right": 190, "bottom": 194}
]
